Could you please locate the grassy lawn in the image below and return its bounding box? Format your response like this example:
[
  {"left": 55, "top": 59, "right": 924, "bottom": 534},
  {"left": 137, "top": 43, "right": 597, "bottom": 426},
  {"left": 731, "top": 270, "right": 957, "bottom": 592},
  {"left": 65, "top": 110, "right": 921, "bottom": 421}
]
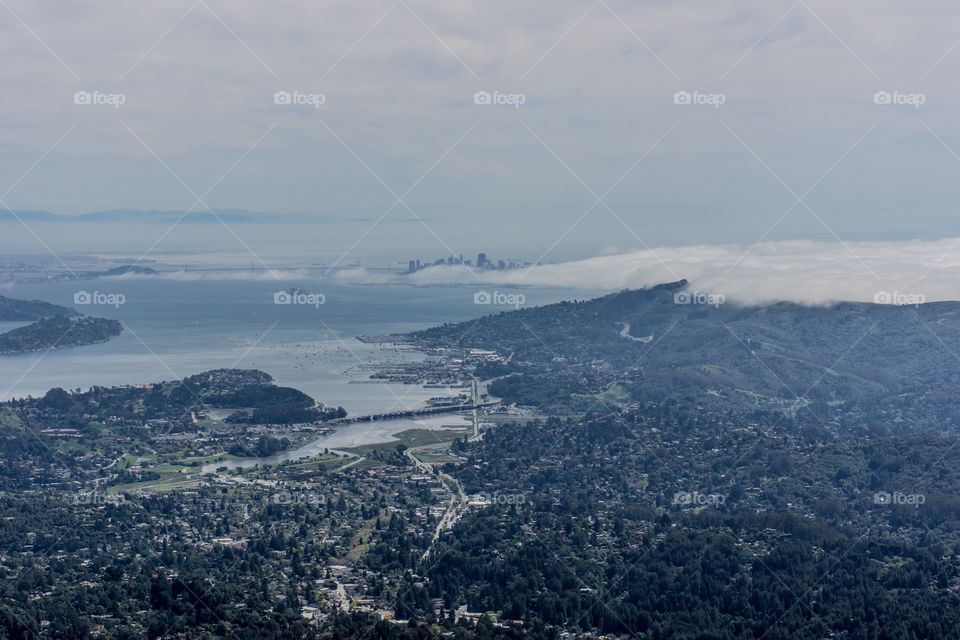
[
  {"left": 114, "top": 453, "right": 142, "bottom": 470},
  {"left": 178, "top": 452, "right": 239, "bottom": 466},
  {"left": 273, "top": 453, "right": 346, "bottom": 472},
  {"left": 342, "top": 428, "right": 466, "bottom": 457},
  {"left": 109, "top": 474, "right": 204, "bottom": 494},
  {"left": 572, "top": 382, "right": 629, "bottom": 408},
  {"left": 150, "top": 463, "right": 195, "bottom": 474},
  {"left": 342, "top": 508, "right": 390, "bottom": 563},
  {"left": 395, "top": 427, "right": 468, "bottom": 447}
]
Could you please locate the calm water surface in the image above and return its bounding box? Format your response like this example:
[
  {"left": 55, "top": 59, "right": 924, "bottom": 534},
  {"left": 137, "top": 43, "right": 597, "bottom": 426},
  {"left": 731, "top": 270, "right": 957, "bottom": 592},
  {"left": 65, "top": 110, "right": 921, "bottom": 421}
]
[{"left": 0, "top": 279, "right": 600, "bottom": 418}]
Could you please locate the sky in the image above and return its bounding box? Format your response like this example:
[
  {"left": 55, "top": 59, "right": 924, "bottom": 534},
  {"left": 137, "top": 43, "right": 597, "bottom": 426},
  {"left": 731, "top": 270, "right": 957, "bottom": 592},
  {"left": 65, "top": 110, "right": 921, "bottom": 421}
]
[{"left": 2, "top": 0, "right": 960, "bottom": 267}]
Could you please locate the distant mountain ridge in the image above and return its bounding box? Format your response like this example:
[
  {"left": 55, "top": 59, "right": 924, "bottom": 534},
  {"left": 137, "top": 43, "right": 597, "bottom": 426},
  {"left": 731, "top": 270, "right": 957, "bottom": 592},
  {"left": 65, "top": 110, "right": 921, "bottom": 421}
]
[{"left": 0, "top": 208, "right": 422, "bottom": 224}]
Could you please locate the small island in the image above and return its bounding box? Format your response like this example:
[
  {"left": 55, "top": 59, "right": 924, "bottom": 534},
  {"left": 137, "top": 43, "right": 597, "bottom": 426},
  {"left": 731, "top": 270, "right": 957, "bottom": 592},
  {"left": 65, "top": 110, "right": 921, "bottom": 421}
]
[{"left": 0, "top": 295, "right": 123, "bottom": 354}]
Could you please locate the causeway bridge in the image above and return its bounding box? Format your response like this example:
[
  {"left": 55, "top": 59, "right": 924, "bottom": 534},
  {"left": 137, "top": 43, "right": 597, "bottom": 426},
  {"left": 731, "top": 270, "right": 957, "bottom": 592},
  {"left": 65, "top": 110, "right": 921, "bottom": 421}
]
[{"left": 326, "top": 401, "right": 497, "bottom": 425}]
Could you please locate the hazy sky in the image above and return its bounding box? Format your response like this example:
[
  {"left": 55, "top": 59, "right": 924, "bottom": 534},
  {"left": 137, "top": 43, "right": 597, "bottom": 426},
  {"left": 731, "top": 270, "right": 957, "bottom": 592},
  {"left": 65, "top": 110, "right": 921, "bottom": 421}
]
[{"left": 3, "top": 0, "right": 960, "bottom": 263}]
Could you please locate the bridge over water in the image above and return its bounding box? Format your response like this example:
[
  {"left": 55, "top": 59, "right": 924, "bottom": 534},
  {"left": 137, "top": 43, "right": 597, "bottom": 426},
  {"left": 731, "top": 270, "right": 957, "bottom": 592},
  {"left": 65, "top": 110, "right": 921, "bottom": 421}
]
[{"left": 325, "top": 401, "right": 497, "bottom": 425}]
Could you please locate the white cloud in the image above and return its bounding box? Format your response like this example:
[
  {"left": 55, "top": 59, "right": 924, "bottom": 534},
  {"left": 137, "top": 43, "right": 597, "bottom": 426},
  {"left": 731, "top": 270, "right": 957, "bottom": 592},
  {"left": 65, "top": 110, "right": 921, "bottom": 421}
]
[
  {"left": 338, "top": 238, "right": 960, "bottom": 305},
  {"left": 105, "top": 269, "right": 310, "bottom": 282}
]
